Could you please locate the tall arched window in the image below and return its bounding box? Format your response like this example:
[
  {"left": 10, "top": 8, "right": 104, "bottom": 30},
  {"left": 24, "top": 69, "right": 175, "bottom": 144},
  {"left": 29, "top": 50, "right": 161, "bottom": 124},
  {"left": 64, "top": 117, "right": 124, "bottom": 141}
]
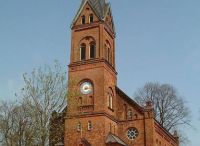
[
  {"left": 89, "top": 42, "right": 96, "bottom": 59},
  {"left": 108, "top": 88, "right": 113, "bottom": 110},
  {"left": 89, "top": 14, "right": 94, "bottom": 23},
  {"left": 104, "top": 45, "right": 108, "bottom": 60},
  {"left": 80, "top": 43, "right": 86, "bottom": 60},
  {"left": 105, "top": 40, "right": 112, "bottom": 64},
  {"left": 108, "top": 49, "right": 113, "bottom": 65},
  {"left": 107, "top": 48, "right": 110, "bottom": 62},
  {"left": 108, "top": 93, "right": 113, "bottom": 109},
  {"left": 81, "top": 15, "right": 86, "bottom": 24}
]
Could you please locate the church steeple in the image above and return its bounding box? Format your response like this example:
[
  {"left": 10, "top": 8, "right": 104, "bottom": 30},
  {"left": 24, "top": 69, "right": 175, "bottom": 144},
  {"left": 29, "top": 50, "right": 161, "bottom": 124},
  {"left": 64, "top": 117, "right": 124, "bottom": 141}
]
[
  {"left": 71, "top": 0, "right": 114, "bottom": 28},
  {"left": 68, "top": 0, "right": 117, "bottom": 117},
  {"left": 70, "top": 0, "right": 116, "bottom": 69}
]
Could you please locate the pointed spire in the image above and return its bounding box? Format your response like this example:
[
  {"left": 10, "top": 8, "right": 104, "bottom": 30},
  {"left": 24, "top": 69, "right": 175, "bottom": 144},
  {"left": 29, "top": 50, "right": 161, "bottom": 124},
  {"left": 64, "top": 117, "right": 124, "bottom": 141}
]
[
  {"left": 71, "top": 0, "right": 110, "bottom": 28},
  {"left": 88, "top": 0, "right": 109, "bottom": 19},
  {"left": 71, "top": 0, "right": 115, "bottom": 35}
]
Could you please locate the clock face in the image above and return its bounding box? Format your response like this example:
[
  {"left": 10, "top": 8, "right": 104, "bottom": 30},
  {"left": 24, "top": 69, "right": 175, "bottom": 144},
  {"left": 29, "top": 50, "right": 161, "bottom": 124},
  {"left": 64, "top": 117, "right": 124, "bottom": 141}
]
[{"left": 80, "top": 82, "right": 93, "bottom": 95}]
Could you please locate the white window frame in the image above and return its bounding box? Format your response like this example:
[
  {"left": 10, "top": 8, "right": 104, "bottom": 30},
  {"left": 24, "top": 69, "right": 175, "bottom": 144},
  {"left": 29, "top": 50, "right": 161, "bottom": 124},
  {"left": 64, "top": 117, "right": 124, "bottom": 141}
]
[
  {"left": 77, "top": 122, "right": 81, "bottom": 132},
  {"left": 88, "top": 121, "right": 92, "bottom": 131}
]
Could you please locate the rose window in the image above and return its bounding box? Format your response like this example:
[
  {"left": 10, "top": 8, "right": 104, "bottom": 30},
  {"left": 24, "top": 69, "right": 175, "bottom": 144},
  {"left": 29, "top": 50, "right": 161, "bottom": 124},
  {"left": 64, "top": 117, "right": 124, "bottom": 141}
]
[{"left": 127, "top": 128, "right": 139, "bottom": 140}]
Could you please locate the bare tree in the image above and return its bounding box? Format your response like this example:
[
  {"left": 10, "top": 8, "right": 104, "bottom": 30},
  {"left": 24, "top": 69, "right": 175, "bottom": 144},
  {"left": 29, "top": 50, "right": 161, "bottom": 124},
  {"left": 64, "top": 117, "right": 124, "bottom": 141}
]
[
  {"left": 0, "top": 101, "right": 16, "bottom": 146},
  {"left": 0, "top": 61, "right": 67, "bottom": 146},
  {"left": 0, "top": 100, "right": 35, "bottom": 146},
  {"left": 20, "top": 61, "right": 67, "bottom": 146},
  {"left": 134, "top": 82, "right": 191, "bottom": 132}
]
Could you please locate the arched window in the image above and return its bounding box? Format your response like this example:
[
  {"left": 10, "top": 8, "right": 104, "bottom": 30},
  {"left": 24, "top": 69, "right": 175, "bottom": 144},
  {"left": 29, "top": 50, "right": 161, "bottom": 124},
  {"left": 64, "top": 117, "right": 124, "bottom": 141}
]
[
  {"left": 79, "top": 97, "right": 82, "bottom": 105},
  {"left": 124, "top": 104, "right": 127, "bottom": 119},
  {"left": 108, "top": 93, "right": 113, "bottom": 109},
  {"left": 105, "top": 40, "right": 112, "bottom": 63},
  {"left": 88, "top": 121, "right": 92, "bottom": 131},
  {"left": 127, "top": 109, "right": 133, "bottom": 119},
  {"left": 110, "top": 51, "right": 113, "bottom": 65},
  {"left": 134, "top": 114, "right": 138, "bottom": 119},
  {"left": 81, "top": 15, "right": 86, "bottom": 24},
  {"left": 107, "top": 48, "right": 110, "bottom": 62},
  {"left": 104, "top": 45, "right": 108, "bottom": 60},
  {"left": 89, "top": 42, "right": 96, "bottom": 59},
  {"left": 108, "top": 88, "right": 113, "bottom": 110},
  {"left": 89, "top": 14, "right": 94, "bottom": 23},
  {"left": 77, "top": 122, "right": 81, "bottom": 132},
  {"left": 80, "top": 43, "right": 86, "bottom": 60}
]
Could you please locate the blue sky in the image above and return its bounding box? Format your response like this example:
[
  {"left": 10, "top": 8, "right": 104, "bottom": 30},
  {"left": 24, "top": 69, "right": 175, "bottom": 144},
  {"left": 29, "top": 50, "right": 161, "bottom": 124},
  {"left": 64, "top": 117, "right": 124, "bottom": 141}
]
[{"left": 0, "top": 0, "right": 199, "bottom": 145}]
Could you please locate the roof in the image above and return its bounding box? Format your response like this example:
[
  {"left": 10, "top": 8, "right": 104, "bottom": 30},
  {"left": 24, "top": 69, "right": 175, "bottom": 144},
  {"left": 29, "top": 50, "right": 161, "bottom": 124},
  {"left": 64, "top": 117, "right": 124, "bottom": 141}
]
[
  {"left": 81, "top": 138, "right": 92, "bottom": 146},
  {"left": 106, "top": 133, "right": 127, "bottom": 146},
  {"left": 71, "top": 0, "right": 114, "bottom": 29},
  {"left": 88, "top": 0, "right": 109, "bottom": 19},
  {"left": 116, "top": 86, "right": 144, "bottom": 113}
]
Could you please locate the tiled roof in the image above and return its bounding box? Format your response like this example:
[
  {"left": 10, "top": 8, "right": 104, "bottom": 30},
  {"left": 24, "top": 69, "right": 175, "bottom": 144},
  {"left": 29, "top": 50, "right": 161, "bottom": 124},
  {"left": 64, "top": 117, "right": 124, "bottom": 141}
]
[
  {"left": 116, "top": 86, "right": 144, "bottom": 113},
  {"left": 88, "top": 0, "right": 109, "bottom": 19},
  {"left": 106, "top": 133, "right": 127, "bottom": 146},
  {"left": 81, "top": 138, "right": 92, "bottom": 146},
  {"left": 71, "top": 0, "right": 110, "bottom": 27}
]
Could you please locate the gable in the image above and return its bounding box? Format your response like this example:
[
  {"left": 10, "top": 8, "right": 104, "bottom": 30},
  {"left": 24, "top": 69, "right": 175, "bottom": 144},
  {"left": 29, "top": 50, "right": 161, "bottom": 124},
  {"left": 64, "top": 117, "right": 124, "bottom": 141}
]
[
  {"left": 115, "top": 87, "right": 144, "bottom": 121},
  {"left": 72, "top": 1, "right": 100, "bottom": 27},
  {"left": 71, "top": 0, "right": 112, "bottom": 28},
  {"left": 104, "top": 7, "right": 115, "bottom": 34}
]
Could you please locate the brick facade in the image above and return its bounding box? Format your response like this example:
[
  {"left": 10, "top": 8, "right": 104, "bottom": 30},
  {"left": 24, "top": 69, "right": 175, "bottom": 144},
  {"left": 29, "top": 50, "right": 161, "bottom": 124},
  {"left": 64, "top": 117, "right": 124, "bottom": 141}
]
[{"left": 50, "top": 1, "right": 179, "bottom": 146}]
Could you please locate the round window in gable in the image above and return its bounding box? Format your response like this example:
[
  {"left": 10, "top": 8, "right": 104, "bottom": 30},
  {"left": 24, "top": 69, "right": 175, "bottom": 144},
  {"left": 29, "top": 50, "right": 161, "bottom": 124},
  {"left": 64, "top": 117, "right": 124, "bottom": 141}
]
[{"left": 127, "top": 127, "right": 139, "bottom": 140}]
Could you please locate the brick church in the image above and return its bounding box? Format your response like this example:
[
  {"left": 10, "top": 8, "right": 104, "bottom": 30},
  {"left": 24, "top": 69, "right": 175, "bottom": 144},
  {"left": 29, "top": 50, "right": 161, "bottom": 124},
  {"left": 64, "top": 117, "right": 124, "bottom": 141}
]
[{"left": 50, "top": 0, "right": 180, "bottom": 146}]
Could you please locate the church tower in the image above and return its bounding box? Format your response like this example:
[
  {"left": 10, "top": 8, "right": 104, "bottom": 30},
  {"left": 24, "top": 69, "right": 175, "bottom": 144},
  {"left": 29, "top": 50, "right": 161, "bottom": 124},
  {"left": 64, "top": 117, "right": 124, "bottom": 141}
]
[
  {"left": 68, "top": 0, "right": 116, "bottom": 114},
  {"left": 64, "top": 1, "right": 180, "bottom": 146},
  {"left": 65, "top": 0, "right": 119, "bottom": 146}
]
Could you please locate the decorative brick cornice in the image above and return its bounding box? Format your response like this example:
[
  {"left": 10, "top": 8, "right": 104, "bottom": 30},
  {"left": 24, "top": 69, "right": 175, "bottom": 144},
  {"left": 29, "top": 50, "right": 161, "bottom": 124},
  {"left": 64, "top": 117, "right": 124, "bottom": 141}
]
[{"left": 69, "top": 58, "right": 117, "bottom": 75}]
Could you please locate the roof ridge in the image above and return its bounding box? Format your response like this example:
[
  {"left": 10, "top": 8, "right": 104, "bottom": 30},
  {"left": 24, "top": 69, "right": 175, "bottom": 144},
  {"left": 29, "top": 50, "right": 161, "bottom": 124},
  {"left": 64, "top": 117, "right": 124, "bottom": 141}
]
[{"left": 106, "top": 133, "right": 127, "bottom": 146}]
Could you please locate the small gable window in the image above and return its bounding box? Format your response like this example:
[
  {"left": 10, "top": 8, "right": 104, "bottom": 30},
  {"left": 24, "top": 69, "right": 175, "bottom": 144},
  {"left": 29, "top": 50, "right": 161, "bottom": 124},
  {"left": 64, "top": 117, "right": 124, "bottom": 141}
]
[
  {"left": 124, "top": 104, "right": 127, "bottom": 119},
  {"left": 89, "top": 42, "right": 96, "bottom": 59},
  {"left": 88, "top": 121, "right": 92, "bottom": 131},
  {"left": 127, "top": 109, "right": 133, "bottom": 119},
  {"left": 81, "top": 15, "right": 86, "bottom": 24},
  {"left": 77, "top": 122, "right": 81, "bottom": 132},
  {"left": 80, "top": 43, "right": 86, "bottom": 60},
  {"left": 89, "top": 14, "right": 94, "bottom": 23}
]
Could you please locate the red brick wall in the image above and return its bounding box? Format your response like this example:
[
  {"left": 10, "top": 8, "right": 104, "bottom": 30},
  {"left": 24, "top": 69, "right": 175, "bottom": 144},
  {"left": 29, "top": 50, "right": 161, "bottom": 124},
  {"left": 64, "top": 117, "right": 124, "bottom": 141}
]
[{"left": 64, "top": 1, "right": 179, "bottom": 146}]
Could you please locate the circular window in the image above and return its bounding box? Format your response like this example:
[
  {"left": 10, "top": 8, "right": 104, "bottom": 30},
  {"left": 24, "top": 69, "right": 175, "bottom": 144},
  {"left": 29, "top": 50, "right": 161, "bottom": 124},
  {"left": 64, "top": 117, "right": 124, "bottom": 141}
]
[{"left": 127, "top": 128, "right": 139, "bottom": 140}]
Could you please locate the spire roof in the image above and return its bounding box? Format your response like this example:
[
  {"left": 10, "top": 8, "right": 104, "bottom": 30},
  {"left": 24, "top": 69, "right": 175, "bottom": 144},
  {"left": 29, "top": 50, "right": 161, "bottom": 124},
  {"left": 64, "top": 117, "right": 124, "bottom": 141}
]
[
  {"left": 88, "top": 0, "right": 109, "bottom": 19},
  {"left": 71, "top": 0, "right": 111, "bottom": 27}
]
